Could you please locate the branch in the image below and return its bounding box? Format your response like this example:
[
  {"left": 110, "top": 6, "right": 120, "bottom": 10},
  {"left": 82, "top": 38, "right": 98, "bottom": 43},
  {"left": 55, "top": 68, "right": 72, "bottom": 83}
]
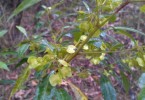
[{"left": 65, "top": 1, "right": 132, "bottom": 63}]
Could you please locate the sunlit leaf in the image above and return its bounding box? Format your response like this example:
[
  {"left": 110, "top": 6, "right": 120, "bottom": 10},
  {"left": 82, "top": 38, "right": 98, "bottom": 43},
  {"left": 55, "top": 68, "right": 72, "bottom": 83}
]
[
  {"left": 59, "top": 66, "right": 72, "bottom": 78},
  {"left": 68, "top": 82, "right": 88, "bottom": 100},
  {"left": 140, "top": 5, "right": 145, "bottom": 13},
  {"left": 83, "top": 1, "right": 91, "bottom": 13},
  {"left": 136, "top": 57, "right": 145, "bottom": 67},
  {"left": 49, "top": 73, "right": 62, "bottom": 86},
  {"left": 16, "top": 26, "right": 28, "bottom": 38},
  {"left": 9, "top": 67, "right": 31, "bottom": 100},
  {"left": 0, "top": 61, "right": 9, "bottom": 71}
]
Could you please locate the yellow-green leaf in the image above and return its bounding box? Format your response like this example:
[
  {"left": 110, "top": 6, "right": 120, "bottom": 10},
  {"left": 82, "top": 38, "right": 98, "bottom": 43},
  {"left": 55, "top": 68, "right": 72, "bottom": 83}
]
[
  {"left": 0, "top": 61, "right": 9, "bottom": 71},
  {"left": 60, "top": 66, "right": 72, "bottom": 78},
  {"left": 140, "top": 5, "right": 145, "bottom": 13},
  {"left": 136, "top": 57, "right": 145, "bottom": 67},
  {"left": 68, "top": 82, "right": 88, "bottom": 100},
  {"left": 9, "top": 67, "right": 31, "bottom": 100},
  {"left": 16, "top": 26, "right": 28, "bottom": 38},
  {"left": 49, "top": 73, "right": 62, "bottom": 86}
]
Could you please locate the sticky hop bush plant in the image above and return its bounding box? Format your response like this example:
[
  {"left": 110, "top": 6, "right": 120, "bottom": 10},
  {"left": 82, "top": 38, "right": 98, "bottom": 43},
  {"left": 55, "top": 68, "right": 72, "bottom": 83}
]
[{"left": 8, "top": 0, "right": 145, "bottom": 100}]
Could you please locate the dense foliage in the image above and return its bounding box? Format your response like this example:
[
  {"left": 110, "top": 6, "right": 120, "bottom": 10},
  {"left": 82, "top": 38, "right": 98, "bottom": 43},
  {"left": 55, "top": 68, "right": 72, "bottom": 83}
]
[{"left": 0, "top": 0, "right": 145, "bottom": 100}]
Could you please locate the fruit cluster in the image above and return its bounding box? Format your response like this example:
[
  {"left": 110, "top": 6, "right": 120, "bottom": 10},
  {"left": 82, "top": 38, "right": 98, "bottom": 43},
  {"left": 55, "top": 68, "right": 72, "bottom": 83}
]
[{"left": 122, "top": 55, "right": 145, "bottom": 69}]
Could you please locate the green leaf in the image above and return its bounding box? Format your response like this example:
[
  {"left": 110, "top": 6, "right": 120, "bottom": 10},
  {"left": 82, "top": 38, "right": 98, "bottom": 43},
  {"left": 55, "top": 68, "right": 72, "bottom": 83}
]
[
  {"left": 83, "top": 1, "right": 91, "bottom": 13},
  {"left": 138, "top": 73, "right": 145, "bottom": 88},
  {"left": 15, "top": 58, "right": 28, "bottom": 68},
  {"left": 16, "top": 26, "right": 28, "bottom": 38},
  {"left": 0, "top": 30, "right": 7, "bottom": 37},
  {"left": 0, "top": 51, "right": 17, "bottom": 56},
  {"left": 140, "top": 5, "right": 145, "bottom": 13},
  {"left": 120, "top": 72, "right": 130, "bottom": 93},
  {"left": 41, "top": 39, "right": 55, "bottom": 51},
  {"left": 110, "top": 43, "right": 124, "bottom": 51},
  {"left": 8, "top": 0, "right": 41, "bottom": 20},
  {"left": 0, "top": 79, "right": 15, "bottom": 85},
  {"left": 68, "top": 82, "right": 87, "bottom": 100},
  {"left": 34, "top": 75, "right": 54, "bottom": 100},
  {"left": 109, "top": 15, "right": 116, "bottom": 23},
  {"left": 112, "top": 26, "right": 145, "bottom": 36},
  {"left": 0, "top": 61, "right": 9, "bottom": 71},
  {"left": 137, "top": 87, "right": 145, "bottom": 100},
  {"left": 35, "top": 78, "right": 72, "bottom": 100},
  {"left": 55, "top": 88, "right": 72, "bottom": 100},
  {"left": 77, "top": 70, "right": 90, "bottom": 79},
  {"left": 115, "top": 30, "right": 135, "bottom": 43},
  {"left": 59, "top": 66, "right": 72, "bottom": 78},
  {"left": 17, "top": 44, "right": 29, "bottom": 57},
  {"left": 9, "top": 67, "right": 31, "bottom": 100},
  {"left": 100, "top": 75, "right": 117, "bottom": 100}
]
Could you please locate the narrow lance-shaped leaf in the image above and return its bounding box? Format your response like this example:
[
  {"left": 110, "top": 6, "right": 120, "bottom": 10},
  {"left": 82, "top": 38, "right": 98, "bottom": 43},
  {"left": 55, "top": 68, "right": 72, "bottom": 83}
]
[
  {"left": 17, "top": 44, "right": 29, "bottom": 57},
  {"left": 8, "top": 0, "right": 41, "bottom": 20},
  {"left": 120, "top": 72, "right": 130, "bottom": 93},
  {"left": 16, "top": 26, "right": 28, "bottom": 39},
  {"left": 100, "top": 75, "right": 117, "bottom": 100},
  {"left": 0, "top": 79, "right": 15, "bottom": 85},
  {"left": 0, "top": 61, "right": 9, "bottom": 71},
  {"left": 0, "top": 30, "right": 7, "bottom": 37},
  {"left": 34, "top": 75, "right": 53, "bottom": 100},
  {"left": 9, "top": 67, "right": 31, "bottom": 100},
  {"left": 115, "top": 30, "right": 135, "bottom": 43},
  {"left": 112, "top": 26, "right": 145, "bottom": 36},
  {"left": 68, "top": 82, "right": 88, "bottom": 100},
  {"left": 34, "top": 70, "right": 55, "bottom": 100},
  {"left": 83, "top": 1, "right": 91, "bottom": 13}
]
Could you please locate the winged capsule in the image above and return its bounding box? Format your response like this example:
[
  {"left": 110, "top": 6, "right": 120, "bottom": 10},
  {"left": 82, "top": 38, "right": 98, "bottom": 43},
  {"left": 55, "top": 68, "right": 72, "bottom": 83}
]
[
  {"left": 49, "top": 73, "right": 62, "bottom": 86},
  {"left": 66, "top": 45, "right": 76, "bottom": 54}
]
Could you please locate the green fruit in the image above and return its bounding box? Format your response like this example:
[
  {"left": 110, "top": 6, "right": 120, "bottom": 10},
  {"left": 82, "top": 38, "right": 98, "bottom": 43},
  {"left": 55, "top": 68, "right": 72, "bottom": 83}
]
[
  {"left": 43, "top": 54, "right": 50, "bottom": 61},
  {"left": 27, "top": 56, "right": 37, "bottom": 64},
  {"left": 79, "top": 21, "right": 93, "bottom": 32},
  {"left": 91, "top": 58, "right": 100, "bottom": 65},
  {"left": 37, "top": 57, "right": 43, "bottom": 63}
]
